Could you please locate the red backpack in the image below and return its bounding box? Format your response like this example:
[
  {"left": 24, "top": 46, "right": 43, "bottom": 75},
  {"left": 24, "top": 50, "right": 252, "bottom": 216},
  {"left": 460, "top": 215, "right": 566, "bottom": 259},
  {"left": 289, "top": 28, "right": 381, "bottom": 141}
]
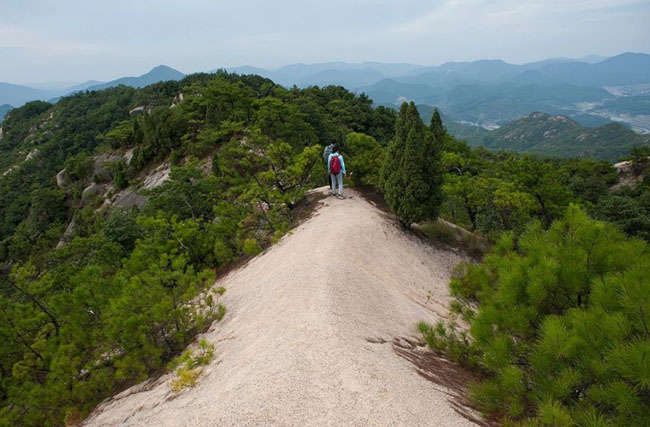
[{"left": 329, "top": 155, "right": 341, "bottom": 174}]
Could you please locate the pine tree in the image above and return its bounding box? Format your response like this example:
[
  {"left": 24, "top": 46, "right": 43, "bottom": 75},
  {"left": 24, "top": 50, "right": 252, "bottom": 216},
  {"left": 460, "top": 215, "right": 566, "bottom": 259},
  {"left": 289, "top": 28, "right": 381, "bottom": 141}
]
[
  {"left": 420, "top": 205, "right": 650, "bottom": 424},
  {"left": 430, "top": 107, "right": 446, "bottom": 143},
  {"left": 383, "top": 102, "right": 444, "bottom": 226},
  {"left": 381, "top": 102, "right": 409, "bottom": 204}
]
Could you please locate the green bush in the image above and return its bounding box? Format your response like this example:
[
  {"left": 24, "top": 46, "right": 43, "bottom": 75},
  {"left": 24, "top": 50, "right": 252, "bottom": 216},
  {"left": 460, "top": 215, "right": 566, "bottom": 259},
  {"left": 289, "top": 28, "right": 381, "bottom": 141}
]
[
  {"left": 345, "top": 132, "right": 384, "bottom": 187},
  {"left": 420, "top": 205, "right": 650, "bottom": 425},
  {"left": 243, "top": 238, "right": 262, "bottom": 256}
]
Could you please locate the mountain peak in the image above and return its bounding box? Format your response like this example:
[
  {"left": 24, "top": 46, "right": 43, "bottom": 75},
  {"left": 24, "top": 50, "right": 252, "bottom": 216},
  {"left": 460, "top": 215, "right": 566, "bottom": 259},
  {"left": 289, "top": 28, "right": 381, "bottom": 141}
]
[
  {"left": 83, "top": 65, "right": 185, "bottom": 92},
  {"left": 143, "top": 65, "right": 185, "bottom": 78},
  {"left": 149, "top": 64, "right": 182, "bottom": 73}
]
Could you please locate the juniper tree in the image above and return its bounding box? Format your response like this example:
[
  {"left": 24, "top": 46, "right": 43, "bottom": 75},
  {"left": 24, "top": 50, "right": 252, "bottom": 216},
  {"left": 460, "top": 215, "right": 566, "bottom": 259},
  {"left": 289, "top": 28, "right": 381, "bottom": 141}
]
[
  {"left": 382, "top": 102, "right": 444, "bottom": 227},
  {"left": 430, "top": 107, "right": 446, "bottom": 143},
  {"left": 381, "top": 102, "right": 409, "bottom": 201}
]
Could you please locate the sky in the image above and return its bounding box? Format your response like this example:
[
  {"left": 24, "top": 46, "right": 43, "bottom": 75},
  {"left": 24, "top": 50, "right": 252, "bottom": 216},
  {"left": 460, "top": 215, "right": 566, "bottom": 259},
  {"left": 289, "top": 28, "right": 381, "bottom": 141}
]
[{"left": 1, "top": 0, "right": 649, "bottom": 85}]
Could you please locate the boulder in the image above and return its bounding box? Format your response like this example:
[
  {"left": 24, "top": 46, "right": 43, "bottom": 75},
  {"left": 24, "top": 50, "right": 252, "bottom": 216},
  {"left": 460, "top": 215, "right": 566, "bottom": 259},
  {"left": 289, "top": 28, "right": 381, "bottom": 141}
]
[
  {"left": 56, "top": 218, "right": 76, "bottom": 248},
  {"left": 129, "top": 105, "right": 146, "bottom": 115},
  {"left": 124, "top": 148, "right": 134, "bottom": 165},
  {"left": 170, "top": 92, "right": 184, "bottom": 108},
  {"left": 112, "top": 189, "right": 147, "bottom": 209},
  {"left": 56, "top": 169, "right": 69, "bottom": 188},
  {"left": 91, "top": 153, "right": 121, "bottom": 183},
  {"left": 82, "top": 183, "right": 103, "bottom": 201}
]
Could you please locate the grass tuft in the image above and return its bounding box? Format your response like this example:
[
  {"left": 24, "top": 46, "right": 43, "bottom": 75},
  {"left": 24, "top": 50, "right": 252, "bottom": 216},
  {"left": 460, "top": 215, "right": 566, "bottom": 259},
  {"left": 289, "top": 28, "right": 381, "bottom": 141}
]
[{"left": 168, "top": 338, "right": 216, "bottom": 392}]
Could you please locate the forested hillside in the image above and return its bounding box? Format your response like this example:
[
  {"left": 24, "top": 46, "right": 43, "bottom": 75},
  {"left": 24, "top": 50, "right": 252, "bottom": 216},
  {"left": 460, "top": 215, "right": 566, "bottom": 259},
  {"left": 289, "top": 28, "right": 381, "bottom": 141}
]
[
  {"left": 0, "top": 72, "right": 395, "bottom": 425},
  {"left": 2, "top": 69, "right": 650, "bottom": 426},
  {"left": 465, "top": 112, "right": 650, "bottom": 161}
]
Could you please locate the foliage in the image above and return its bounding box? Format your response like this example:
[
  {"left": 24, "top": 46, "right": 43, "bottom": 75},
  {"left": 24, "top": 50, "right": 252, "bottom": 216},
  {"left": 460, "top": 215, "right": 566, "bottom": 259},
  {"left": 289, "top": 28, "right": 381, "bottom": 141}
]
[
  {"left": 382, "top": 102, "right": 444, "bottom": 226},
  {"left": 591, "top": 193, "right": 650, "bottom": 241},
  {"left": 466, "top": 111, "right": 650, "bottom": 161},
  {"left": 169, "top": 367, "right": 201, "bottom": 392},
  {"left": 420, "top": 205, "right": 650, "bottom": 425},
  {"left": 440, "top": 136, "right": 622, "bottom": 237},
  {"left": 0, "top": 87, "right": 139, "bottom": 243},
  {"left": 168, "top": 338, "right": 215, "bottom": 392},
  {"left": 345, "top": 132, "right": 384, "bottom": 187},
  {"left": 629, "top": 145, "right": 650, "bottom": 169},
  {"left": 0, "top": 71, "right": 396, "bottom": 425}
]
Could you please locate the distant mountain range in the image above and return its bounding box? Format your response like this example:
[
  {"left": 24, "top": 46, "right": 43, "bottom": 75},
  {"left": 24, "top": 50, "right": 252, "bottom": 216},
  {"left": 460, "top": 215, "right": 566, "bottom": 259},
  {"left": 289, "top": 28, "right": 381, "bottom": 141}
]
[
  {"left": 84, "top": 65, "right": 184, "bottom": 92},
  {"left": 0, "top": 83, "right": 52, "bottom": 107},
  {"left": 0, "top": 66, "right": 185, "bottom": 111},
  {"left": 224, "top": 53, "right": 650, "bottom": 90},
  {"left": 223, "top": 53, "right": 650, "bottom": 133},
  {"left": 456, "top": 112, "right": 650, "bottom": 161},
  {"left": 2, "top": 53, "right": 649, "bottom": 134}
]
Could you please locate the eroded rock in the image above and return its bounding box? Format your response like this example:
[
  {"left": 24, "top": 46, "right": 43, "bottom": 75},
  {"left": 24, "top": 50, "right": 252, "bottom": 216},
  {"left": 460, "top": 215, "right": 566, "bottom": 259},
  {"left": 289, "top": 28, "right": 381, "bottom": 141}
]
[{"left": 56, "top": 169, "right": 69, "bottom": 188}]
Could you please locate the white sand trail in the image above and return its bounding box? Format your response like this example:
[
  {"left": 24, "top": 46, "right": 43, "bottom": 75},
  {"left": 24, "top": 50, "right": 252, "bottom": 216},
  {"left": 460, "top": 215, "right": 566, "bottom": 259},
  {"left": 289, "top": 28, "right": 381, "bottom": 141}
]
[{"left": 83, "top": 187, "right": 479, "bottom": 427}]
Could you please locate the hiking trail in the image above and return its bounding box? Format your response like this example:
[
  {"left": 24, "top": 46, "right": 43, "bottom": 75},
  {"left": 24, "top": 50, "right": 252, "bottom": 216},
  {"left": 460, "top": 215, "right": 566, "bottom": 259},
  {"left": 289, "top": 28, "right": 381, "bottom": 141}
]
[{"left": 83, "top": 187, "right": 481, "bottom": 427}]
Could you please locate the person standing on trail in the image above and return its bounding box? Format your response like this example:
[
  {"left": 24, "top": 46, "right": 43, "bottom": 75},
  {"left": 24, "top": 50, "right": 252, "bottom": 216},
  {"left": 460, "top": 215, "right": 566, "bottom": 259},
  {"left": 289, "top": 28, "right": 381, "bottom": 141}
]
[
  {"left": 327, "top": 145, "right": 347, "bottom": 199},
  {"left": 323, "top": 142, "right": 335, "bottom": 189}
]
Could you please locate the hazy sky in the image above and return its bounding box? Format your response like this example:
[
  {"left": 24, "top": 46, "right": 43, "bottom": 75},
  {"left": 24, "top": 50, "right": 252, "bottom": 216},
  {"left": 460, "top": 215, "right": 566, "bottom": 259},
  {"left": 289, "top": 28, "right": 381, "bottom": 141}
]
[{"left": 1, "top": 0, "right": 649, "bottom": 84}]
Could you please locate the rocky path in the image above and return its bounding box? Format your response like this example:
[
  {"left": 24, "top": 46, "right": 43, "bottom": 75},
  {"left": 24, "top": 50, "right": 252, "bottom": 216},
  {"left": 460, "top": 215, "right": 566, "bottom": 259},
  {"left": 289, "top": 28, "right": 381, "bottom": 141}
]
[{"left": 83, "top": 187, "right": 479, "bottom": 427}]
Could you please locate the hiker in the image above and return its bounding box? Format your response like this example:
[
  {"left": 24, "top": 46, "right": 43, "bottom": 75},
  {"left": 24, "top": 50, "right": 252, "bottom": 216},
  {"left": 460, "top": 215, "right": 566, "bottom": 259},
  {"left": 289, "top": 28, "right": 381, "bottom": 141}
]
[
  {"left": 327, "top": 145, "right": 347, "bottom": 199},
  {"left": 323, "top": 142, "right": 335, "bottom": 189}
]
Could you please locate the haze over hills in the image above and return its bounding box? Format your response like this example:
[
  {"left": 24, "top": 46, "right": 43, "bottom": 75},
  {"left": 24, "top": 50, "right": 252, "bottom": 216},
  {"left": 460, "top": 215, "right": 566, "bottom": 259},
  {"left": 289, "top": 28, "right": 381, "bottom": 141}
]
[
  {"left": 0, "top": 66, "right": 185, "bottom": 111},
  {"left": 84, "top": 65, "right": 185, "bottom": 92},
  {"left": 2, "top": 53, "right": 649, "bottom": 135},
  {"left": 225, "top": 53, "right": 650, "bottom": 132},
  {"left": 0, "top": 82, "right": 53, "bottom": 107}
]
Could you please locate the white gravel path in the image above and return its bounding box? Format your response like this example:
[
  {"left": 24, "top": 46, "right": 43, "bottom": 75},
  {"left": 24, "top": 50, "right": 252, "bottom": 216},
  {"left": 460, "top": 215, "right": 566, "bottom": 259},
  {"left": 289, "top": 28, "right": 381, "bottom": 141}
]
[{"left": 83, "top": 187, "right": 479, "bottom": 427}]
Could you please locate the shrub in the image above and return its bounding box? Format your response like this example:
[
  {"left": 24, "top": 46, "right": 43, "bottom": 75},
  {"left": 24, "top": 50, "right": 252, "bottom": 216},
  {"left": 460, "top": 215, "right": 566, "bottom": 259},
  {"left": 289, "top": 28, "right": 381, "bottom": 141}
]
[
  {"left": 243, "top": 238, "right": 262, "bottom": 256},
  {"left": 420, "top": 205, "right": 650, "bottom": 425},
  {"left": 170, "top": 368, "right": 201, "bottom": 392},
  {"left": 345, "top": 132, "right": 384, "bottom": 187},
  {"left": 168, "top": 338, "right": 215, "bottom": 392}
]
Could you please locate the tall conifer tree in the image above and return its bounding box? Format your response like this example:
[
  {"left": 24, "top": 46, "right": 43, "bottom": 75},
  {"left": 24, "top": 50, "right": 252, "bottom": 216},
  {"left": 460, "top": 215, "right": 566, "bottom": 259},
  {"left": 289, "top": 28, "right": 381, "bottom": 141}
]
[
  {"left": 383, "top": 102, "right": 444, "bottom": 226},
  {"left": 381, "top": 102, "right": 409, "bottom": 213},
  {"left": 430, "top": 107, "right": 446, "bottom": 143}
]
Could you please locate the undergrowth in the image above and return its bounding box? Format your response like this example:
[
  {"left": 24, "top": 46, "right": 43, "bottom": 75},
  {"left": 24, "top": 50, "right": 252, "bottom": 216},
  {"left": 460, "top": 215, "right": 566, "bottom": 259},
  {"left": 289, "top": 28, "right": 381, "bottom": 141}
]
[{"left": 168, "top": 338, "right": 216, "bottom": 392}]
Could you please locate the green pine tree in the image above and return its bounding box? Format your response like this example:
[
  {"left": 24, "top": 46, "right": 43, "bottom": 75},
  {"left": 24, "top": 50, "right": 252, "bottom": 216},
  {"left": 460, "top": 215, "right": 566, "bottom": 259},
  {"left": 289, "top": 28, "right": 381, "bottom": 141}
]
[
  {"left": 383, "top": 102, "right": 444, "bottom": 226},
  {"left": 430, "top": 107, "right": 446, "bottom": 143}
]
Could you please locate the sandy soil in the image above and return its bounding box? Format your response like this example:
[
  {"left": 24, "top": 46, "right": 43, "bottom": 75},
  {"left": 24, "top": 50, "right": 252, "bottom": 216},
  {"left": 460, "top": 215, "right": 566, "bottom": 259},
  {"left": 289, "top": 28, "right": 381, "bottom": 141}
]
[{"left": 83, "top": 187, "right": 479, "bottom": 427}]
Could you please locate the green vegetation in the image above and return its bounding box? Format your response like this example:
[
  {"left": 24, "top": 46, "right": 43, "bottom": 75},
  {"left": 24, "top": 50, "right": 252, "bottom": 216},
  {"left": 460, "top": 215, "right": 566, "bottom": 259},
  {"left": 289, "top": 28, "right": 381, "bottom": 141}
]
[
  {"left": 2, "top": 67, "right": 650, "bottom": 427},
  {"left": 345, "top": 132, "right": 384, "bottom": 187},
  {"left": 168, "top": 338, "right": 215, "bottom": 392},
  {"left": 382, "top": 103, "right": 444, "bottom": 226},
  {"left": 399, "top": 107, "right": 650, "bottom": 425},
  {"left": 465, "top": 112, "right": 650, "bottom": 161},
  {"left": 420, "top": 206, "right": 650, "bottom": 425},
  {"left": 0, "top": 72, "right": 395, "bottom": 425}
]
